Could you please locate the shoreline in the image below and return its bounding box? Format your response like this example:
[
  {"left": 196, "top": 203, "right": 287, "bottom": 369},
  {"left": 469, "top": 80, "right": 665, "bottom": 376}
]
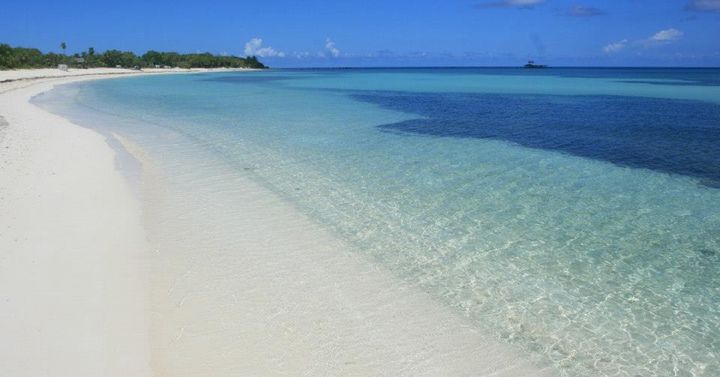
[
  {"left": 0, "top": 70, "right": 162, "bottom": 376},
  {"left": 0, "top": 66, "right": 259, "bottom": 84},
  {"left": 0, "top": 67, "right": 257, "bottom": 376},
  {"left": 1, "top": 69, "right": 555, "bottom": 376}
]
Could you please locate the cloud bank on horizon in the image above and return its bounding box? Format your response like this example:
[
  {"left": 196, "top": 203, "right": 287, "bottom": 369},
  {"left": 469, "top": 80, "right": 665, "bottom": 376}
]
[{"left": 243, "top": 37, "right": 346, "bottom": 61}]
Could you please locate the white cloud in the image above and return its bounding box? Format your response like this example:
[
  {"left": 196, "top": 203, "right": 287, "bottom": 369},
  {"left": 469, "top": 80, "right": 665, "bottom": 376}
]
[
  {"left": 476, "top": 0, "right": 545, "bottom": 8},
  {"left": 650, "top": 28, "right": 683, "bottom": 43},
  {"left": 568, "top": 5, "right": 604, "bottom": 17},
  {"left": 244, "top": 38, "right": 285, "bottom": 58},
  {"left": 325, "top": 38, "right": 341, "bottom": 57},
  {"left": 603, "top": 39, "right": 628, "bottom": 54},
  {"left": 686, "top": 0, "right": 720, "bottom": 12},
  {"left": 292, "top": 51, "right": 313, "bottom": 59},
  {"left": 506, "top": 0, "right": 545, "bottom": 5},
  {"left": 604, "top": 28, "right": 683, "bottom": 54}
]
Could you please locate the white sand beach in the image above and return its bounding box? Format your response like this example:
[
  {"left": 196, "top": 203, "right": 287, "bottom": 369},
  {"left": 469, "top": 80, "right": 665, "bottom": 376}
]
[
  {"left": 0, "top": 70, "right": 156, "bottom": 377},
  {"left": 0, "top": 68, "right": 555, "bottom": 377},
  {"left": 0, "top": 67, "right": 253, "bottom": 83}
]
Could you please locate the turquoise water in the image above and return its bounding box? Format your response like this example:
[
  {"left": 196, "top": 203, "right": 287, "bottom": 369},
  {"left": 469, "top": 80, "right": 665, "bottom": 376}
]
[{"left": 37, "top": 68, "right": 720, "bottom": 376}]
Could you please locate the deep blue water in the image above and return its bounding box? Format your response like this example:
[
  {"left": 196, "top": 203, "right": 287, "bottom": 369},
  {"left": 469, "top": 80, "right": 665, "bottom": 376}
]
[
  {"left": 353, "top": 91, "right": 720, "bottom": 186},
  {"left": 282, "top": 67, "right": 720, "bottom": 84}
]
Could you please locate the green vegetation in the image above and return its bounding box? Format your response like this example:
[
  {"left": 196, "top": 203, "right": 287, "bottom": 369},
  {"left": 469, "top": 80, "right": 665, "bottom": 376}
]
[{"left": 0, "top": 43, "right": 267, "bottom": 70}]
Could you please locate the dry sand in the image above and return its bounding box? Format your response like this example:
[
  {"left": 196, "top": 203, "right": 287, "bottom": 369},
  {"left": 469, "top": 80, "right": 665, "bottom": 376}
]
[{"left": 0, "top": 70, "right": 157, "bottom": 376}]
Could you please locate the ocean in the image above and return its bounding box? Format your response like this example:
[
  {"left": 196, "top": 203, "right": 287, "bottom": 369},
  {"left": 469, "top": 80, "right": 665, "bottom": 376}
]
[{"left": 36, "top": 68, "right": 720, "bottom": 376}]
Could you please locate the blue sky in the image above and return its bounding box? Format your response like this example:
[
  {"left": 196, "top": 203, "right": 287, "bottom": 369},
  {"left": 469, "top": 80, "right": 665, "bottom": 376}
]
[{"left": 1, "top": 0, "right": 719, "bottom": 67}]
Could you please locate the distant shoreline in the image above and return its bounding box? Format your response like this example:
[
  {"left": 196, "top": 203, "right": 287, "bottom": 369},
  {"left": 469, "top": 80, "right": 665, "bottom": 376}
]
[{"left": 0, "top": 66, "right": 260, "bottom": 84}]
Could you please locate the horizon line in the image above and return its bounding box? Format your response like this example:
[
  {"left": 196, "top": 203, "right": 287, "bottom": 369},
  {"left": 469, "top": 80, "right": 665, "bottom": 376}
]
[{"left": 271, "top": 65, "right": 720, "bottom": 69}]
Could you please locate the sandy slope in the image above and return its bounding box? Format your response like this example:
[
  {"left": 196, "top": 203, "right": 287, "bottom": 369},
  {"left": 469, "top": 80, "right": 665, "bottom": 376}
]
[{"left": 0, "top": 72, "right": 154, "bottom": 376}]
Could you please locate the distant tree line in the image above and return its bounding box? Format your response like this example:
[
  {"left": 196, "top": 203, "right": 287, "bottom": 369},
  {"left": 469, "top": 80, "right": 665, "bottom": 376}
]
[{"left": 0, "top": 43, "right": 266, "bottom": 70}]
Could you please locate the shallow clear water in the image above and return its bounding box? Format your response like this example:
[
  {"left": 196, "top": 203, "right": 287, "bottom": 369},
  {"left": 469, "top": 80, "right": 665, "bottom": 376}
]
[{"left": 37, "top": 68, "right": 720, "bottom": 377}]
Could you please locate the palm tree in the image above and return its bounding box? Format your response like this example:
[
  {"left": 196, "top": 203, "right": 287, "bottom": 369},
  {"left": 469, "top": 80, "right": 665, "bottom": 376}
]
[{"left": 60, "top": 42, "right": 66, "bottom": 55}]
